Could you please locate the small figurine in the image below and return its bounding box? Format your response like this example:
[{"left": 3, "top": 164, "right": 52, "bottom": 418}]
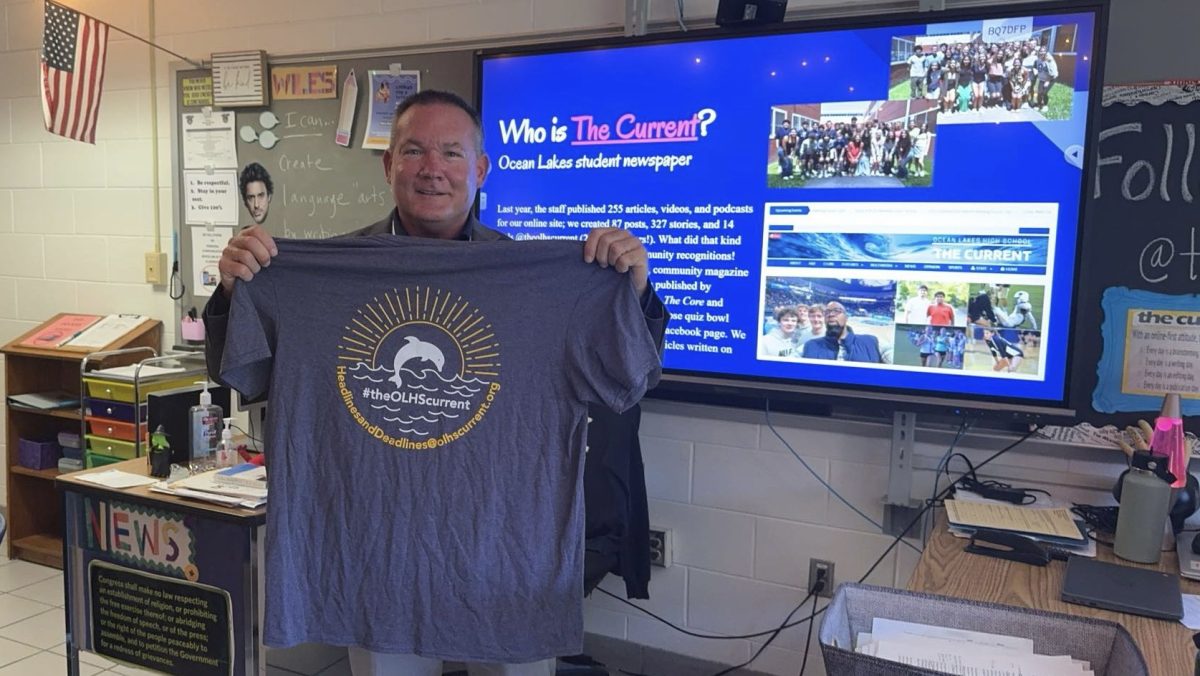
[{"left": 149, "top": 424, "right": 172, "bottom": 478}]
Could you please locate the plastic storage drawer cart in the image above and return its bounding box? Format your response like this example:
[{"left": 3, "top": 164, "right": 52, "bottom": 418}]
[{"left": 818, "top": 583, "right": 1148, "bottom": 676}]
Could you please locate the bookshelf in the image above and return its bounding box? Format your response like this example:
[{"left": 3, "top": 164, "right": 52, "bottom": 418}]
[{"left": 3, "top": 313, "right": 162, "bottom": 568}]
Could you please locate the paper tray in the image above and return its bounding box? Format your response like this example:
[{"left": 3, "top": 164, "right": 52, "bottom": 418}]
[{"left": 818, "top": 583, "right": 1147, "bottom": 676}]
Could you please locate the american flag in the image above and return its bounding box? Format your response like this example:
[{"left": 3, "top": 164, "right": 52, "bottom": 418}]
[{"left": 40, "top": 0, "right": 109, "bottom": 144}]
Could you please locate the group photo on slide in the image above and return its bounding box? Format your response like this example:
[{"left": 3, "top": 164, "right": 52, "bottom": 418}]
[
  {"left": 888, "top": 21, "right": 1079, "bottom": 123},
  {"left": 767, "top": 100, "right": 938, "bottom": 189}
]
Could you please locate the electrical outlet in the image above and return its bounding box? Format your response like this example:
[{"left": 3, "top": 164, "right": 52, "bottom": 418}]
[
  {"left": 144, "top": 252, "right": 168, "bottom": 285},
  {"left": 808, "top": 559, "right": 834, "bottom": 598},
  {"left": 648, "top": 527, "right": 673, "bottom": 568}
]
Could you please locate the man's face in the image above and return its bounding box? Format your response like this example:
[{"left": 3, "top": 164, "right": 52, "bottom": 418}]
[
  {"left": 779, "top": 314, "right": 798, "bottom": 334},
  {"left": 808, "top": 309, "right": 824, "bottom": 332},
  {"left": 824, "top": 303, "right": 847, "bottom": 339},
  {"left": 382, "top": 103, "right": 489, "bottom": 239},
  {"left": 935, "top": 294, "right": 945, "bottom": 305},
  {"left": 244, "top": 180, "right": 270, "bottom": 224},
  {"left": 918, "top": 287, "right": 928, "bottom": 298}
]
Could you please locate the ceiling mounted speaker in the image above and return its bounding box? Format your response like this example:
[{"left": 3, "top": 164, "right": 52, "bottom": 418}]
[{"left": 715, "top": 0, "right": 788, "bottom": 26}]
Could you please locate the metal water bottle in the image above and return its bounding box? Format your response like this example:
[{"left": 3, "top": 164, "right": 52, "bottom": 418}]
[{"left": 1114, "top": 451, "right": 1175, "bottom": 564}]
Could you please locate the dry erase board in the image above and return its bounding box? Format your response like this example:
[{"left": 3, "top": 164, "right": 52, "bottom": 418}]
[
  {"left": 171, "top": 49, "right": 474, "bottom": 319},
  {"left": 1072, "top": 83, "right": 1200, "bottom": 426}
]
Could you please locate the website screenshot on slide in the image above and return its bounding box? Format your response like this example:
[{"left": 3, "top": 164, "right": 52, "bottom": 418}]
[{"left": 756, "top": 202, "right": 1056, "bottom": 379}]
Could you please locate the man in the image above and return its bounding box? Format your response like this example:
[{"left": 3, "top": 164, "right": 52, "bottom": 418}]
[
  {"left": 806, "top": 304, "right": 825, "bottom": 339},
  {"left": 927, "top": 290, "right": 955, "bottom": 326},
  {"left": 802, "top": 301, "right": 885, "bottom": 363},
  {"left": 238, "top": 162, "right": 273, "bottom": 225},
  {"left": 761, "top": 307, "right": 802, "bottom": 357},
  {"left": 903, "top": 284, "right": 931, "bottom": 324},
  {"left": 908, "top": 45, "right": 928, "bottom": 99},
  {"left": 1033, "top": 47, "right": 1059, "bottom": 111},
  {"left": 205, "top": 90, "right": 667, "bottom": 676},
  {"left": 773, "top": 118, "right": 792, "bottom": 177}
]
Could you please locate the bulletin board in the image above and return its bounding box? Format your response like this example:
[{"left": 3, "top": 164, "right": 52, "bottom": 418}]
[{"left": 169, "top": 48, "right": 475, "bottom": 320}]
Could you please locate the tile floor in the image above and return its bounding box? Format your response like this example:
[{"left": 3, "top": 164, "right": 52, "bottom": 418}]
[{"left": 0, "top": 552, "right": 351, "bottom": 675}]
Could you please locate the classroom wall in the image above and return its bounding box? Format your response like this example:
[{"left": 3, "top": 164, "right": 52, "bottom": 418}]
[{"left": 0, "top": 0, "right": 1189, "bottom": 673}]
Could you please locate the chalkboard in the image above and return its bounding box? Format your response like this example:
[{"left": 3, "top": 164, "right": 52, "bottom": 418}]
[
  {"left": 1072, "top": 82, "right": 1200, "bottom": 426},
  {"left": 171, "top": 49, "right": 474, "bottom": 320}
]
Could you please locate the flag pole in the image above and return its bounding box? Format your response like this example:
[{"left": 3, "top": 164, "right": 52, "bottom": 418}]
[
  {"left": 103, "top": 21, "right": 205, "bottom": 69},
  {"left": 53, "top": 1, "right": 205, "bottom": 69}
]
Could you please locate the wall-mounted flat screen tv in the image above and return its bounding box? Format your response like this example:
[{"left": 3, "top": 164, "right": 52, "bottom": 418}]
[{"left": 478, "top": 1, "right": 1106, "bottom": 419}]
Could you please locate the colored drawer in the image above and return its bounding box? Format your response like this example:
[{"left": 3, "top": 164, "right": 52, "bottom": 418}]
[
  {"left": 84, "top": 398, "right": 144, "bottom": 423},
  {"left": 85, "top": 416, "right": 146, "bottom": 443},
  {"left": 85, "top": 451, "right": 125, "bottom": 469},
  {"left": 83, "top": 376, "right": 197, "bottom": 403},
  {"left": 85, "top": 434, "right": 137, "bottom": 459}
]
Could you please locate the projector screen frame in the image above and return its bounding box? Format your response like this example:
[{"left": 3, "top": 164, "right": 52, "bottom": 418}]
[{"left": 475, "top": 0, "right": 1110, "bottom": 423}]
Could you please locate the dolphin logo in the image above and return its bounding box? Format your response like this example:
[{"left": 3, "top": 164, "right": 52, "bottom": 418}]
[{"left": 389, "top": 336, "right": 445, "bottom": 387}]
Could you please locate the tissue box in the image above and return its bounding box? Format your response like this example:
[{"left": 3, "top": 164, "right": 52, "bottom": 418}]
[{"left": 18, "top": 438, "right": 61, "bottom": 470}]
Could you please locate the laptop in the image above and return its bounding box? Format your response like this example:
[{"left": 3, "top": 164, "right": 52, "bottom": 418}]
[{"left": 1061, "top": 556, "right": 1183, "bottom": 620}]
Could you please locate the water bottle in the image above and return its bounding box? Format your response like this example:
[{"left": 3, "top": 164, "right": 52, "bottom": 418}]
[{"left": 1114, "top": 450, "right": 1174, "bottom": 564}]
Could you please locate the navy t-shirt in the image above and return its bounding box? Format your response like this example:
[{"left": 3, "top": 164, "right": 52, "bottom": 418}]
[{"left": 222, "top": 236, "right": 661, "bottom": 661}]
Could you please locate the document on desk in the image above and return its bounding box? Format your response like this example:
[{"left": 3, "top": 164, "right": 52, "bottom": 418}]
[
  {"left": 945, "top": 499, "right": 1085, "bottom": 540},
  {"left": 856, "top": 618, "right": 1093, "bottom": 675}
]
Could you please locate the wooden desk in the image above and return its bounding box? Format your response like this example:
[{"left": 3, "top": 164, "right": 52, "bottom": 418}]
[
  {"left": 909, "top": 513, "right": 1199, "bottom": 676},
  {"left": 57, "top": 459, "right": 267, "bottom": 676}
]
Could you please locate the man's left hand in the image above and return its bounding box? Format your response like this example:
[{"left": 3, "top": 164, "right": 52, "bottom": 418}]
[{"left": 583, "top": 228, "right": 649, "bottom": 297}]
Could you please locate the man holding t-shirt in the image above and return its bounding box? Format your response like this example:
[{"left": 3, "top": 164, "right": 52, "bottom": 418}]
[{"left": 204, "top": 90, "right": 666, "bottom": 676}]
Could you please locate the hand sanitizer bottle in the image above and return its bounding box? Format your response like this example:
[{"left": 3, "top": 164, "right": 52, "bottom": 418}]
[
  {"left": 189, "top": 381, "right": 222, "bottom": 463},
  {"left": 216, "top": 417, "right": 236, "bottom": 468}
]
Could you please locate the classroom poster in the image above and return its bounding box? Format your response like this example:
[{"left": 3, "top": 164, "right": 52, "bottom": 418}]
[
  {"left": 1095, "top": 286, "right": 1200, "bottom": 414},
  {"left": 191, "top": 226, "right": 235, "bottom": 293},
  {"left": 183, "top": 170, "right": 239, "bottom": 226},
  {"left": 362, "top": 69, "right": 420, "bottom": 150},
  {"left": 64, "top": 493, "right": 257, "bottom": 675},
  {"left": 182, "top": 111, "right": 238, "bottom": 170}
]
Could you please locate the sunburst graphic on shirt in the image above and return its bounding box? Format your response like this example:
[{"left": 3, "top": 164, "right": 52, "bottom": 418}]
[{"left": 334, "top": 286, "right": 502, "bottom": 450}]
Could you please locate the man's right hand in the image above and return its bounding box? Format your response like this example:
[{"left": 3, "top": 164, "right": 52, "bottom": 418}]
[{"left": 218, "top": 225, "right": 278, "bottom": 297}]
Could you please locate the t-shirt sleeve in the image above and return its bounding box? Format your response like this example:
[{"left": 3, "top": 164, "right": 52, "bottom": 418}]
[
  {"left": 566, "top": 270, "right": 662, "bottom": 414},
  {"left": 219, "top": 276, "right": 278, "bottom": 400}
]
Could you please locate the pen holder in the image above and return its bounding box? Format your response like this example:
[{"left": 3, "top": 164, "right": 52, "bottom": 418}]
[{"left": 181, "top": 317, "right": 205, "bottom": 342}]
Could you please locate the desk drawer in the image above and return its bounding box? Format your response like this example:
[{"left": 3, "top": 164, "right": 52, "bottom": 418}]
[
  {"left": 83, "top": 376, "right": 196, "bottom": 403},
  {"left": 84, "top": 398, "right": 144, "bottom": 423},
  {"left": 85, "top": 434, "right": 137, "bottom": 459},
  {"left": 85, "top": 451, "right": 125, "bottom": 469},
  {"left": 85, "top": 416, "right": 146, "bottom": 443}
]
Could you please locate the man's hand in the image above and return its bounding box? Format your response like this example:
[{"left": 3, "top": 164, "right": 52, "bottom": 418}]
[
  {"left": 583, "top": 228, "right": 649, "bottom": 297},
  {"left": 218, "top": 225, "right": 278, "bottom": 297}
]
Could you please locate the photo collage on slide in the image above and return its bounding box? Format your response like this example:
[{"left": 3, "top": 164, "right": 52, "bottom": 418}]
[
  {"left": 766, "top": 18, "right": 1079, "bottom": 187},
  {"left": 757, "top": 16, "right": 1077, "bottom": 383}
]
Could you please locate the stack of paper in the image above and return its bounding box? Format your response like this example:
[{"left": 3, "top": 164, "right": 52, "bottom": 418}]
[
  {"left": 151, "top": 468, "right": 267, "bottom": 509},
  {"left": 945, "top": 499, "right": 1087, "bottom": 542},
  {"left": 66, "top": 314, "right": 151, "bottom": 348},
  {"left": 856, "top": 618, "right": 1093, "bottom": 675}
]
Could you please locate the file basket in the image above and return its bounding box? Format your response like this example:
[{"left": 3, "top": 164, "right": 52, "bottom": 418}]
[{"left": 818, "top": 583, "right": 1147, "bottom": 676}]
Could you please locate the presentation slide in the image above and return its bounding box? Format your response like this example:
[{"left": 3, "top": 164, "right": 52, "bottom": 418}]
[{"left": 479, "top": 10, "right": 1097, "bottom": 404}]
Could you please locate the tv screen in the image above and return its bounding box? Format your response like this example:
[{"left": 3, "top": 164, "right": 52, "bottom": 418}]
[{"left": 477, "top": 3, "right": 1105, "bottom": 417}]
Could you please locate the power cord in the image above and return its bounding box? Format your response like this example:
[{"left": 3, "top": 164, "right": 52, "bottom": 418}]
[
  {"left": 710, "top": 573, "right": 827, "bottom": 676},
  {"left": 765, "top": 400, "right": 922, "bottom": 554},
  {"left": 924, "top": 418, "right": 972, "bottom": 543},
  {"left": 595, "top": 426, "right": 1039, "bottom": 672},
  {"left": 944, "top": 452, "right": 1051, "bottom": 505}
]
